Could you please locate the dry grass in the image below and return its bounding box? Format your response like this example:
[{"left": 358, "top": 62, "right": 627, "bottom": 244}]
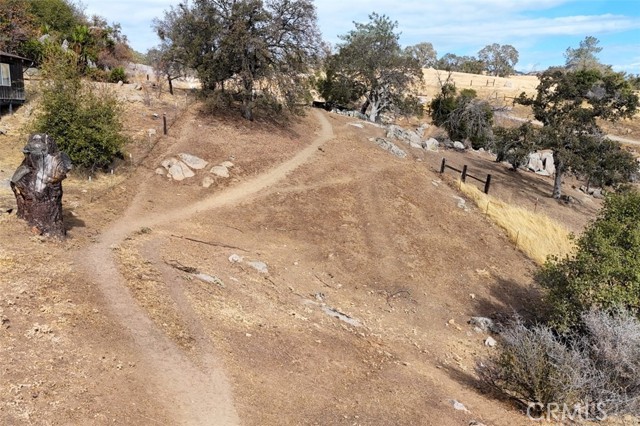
[{"left": 459, "top": 181, "right": 573, "bottom": 264}]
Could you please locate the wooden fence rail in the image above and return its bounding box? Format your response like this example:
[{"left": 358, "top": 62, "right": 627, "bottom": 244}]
[{"left": 440, "top": 157, "right": 492, "bottom": 194}]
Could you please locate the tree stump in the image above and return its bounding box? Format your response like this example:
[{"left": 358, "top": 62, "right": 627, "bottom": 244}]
[{"left": 10, "top": 134, "right": 72, "bottom": 237}]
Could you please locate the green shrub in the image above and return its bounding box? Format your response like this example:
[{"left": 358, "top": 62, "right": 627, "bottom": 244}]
[
  {"left": 429, "top": 83, "right": 493, "bottom": 148},
  {"left": 33, "top": 46, "right": 126, "bottom": 170},
  {"left": 536, "top": 190, "right": 640, "bottom": 330},
  {"left": 109, "top": 66, "right": 128, "bottom": 84}
]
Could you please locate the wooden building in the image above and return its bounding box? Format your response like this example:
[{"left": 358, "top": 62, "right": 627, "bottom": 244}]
[{"left": 0, "top": 51, "right": 28, "bottom": 107}]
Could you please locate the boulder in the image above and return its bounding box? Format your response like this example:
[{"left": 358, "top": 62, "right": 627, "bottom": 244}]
[
  {"left": 178, "top": 153, "right": 208, "bottom": 170},
  {"left": 416, "top": 123, "right": 429, "bottom": 137},
  {"left": 168, "top": 161, "right": 195, "bottom": 181},
  {"left": 485, "top": 336, "right": 497, "bottom": 347},
  {"left": 161, "top": 157, "right": 177, "bottom": 169},
  {"left": 210, "top": 165, "right": 230, "bottom": 178},
  {"left": 453, "top": 141, "right": 465, "bottom": 151},
  {"left": 422, "top": 138, "right": 439, "bottom": 151},
  {"left": 372, "top": 138, "right": 407, "bottom": 158}
]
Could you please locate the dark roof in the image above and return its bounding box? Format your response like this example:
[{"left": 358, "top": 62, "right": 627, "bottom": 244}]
[{"left": 0, "top": 51, "right": 30, "bottom": 61}]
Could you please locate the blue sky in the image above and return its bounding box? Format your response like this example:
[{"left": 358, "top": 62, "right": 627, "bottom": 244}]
[{"left": 83, "top": 0, "right": 640, "bottom": 74}]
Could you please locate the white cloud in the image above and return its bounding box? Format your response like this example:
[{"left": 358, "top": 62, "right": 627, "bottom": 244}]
[{"left": 79, "top": 0, "right": 640, "bottom": 72}]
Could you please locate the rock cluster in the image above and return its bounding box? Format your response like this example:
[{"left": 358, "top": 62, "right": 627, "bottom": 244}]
[
  {"left": 384, "top": 124, "right": 441, "bottom": 152},
  {"left": 158, "top": 153, "right": 235, "bottom": 186},
  {"left": 527, "top": 151, "right": 555, "bottom": 176}
]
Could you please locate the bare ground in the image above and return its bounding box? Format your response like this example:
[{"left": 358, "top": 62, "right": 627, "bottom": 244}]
[{"left": 0, "top": 82, "right": 629, "bottom": 425}]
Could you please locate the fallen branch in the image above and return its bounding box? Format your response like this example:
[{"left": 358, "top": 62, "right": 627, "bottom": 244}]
[
  {"left": 170, "top": 234, "right": 249, "bottom": 252},
  {"left": 164, "top": 259, "right": 199, "bottom": 274},
  {"left": 314, "top": 273, "right": 334, "bottom": 289}
]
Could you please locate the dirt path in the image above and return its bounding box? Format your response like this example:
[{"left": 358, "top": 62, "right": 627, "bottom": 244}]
[
  {"left": 496, "top": 112, "right": 640, "bottom": 146},
  {"left": 78, "top": 109, "right": 334, "bottom": 425}
]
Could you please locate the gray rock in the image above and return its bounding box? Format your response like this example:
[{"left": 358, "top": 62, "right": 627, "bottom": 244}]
[
  {"left": 248, "top": 260, "right": 268, "bottom": 274},
  {"left": 372, "top": 138, "right": 407, "bottom": 158},
  {"left": 485, "top": 336, "right": 497, "bottom": 347},
  {"left": 451, "top": 400, "right": 469, "bottom": 412},
  {"left": 195, "top": 273, "right": 224, "bottom": 288},
  {"left": 210, "top": 165, "right": 230, "bottom": 178},
  {"left": 469, "top": 316, "right": 497, "bottom": 333},
  {"left": 422, "top": 138, "right": 439, "bottom": 151},
  {"left": 416, "top": 123, "right": 429, "bottom": 137},
  {"left": 452, "top": 196, "right": 467, "bottom": 210},
  {"left": 228, "top": 254, "right": 243, "bottom": 263},
  {"left": 202, "top": 176, "right": 214, "bottom": 188},
  {"left": 453, "top": 141, "right": 466, "bottom": 151},
  {"left": 168, "top": 161, "right": 195, "bottom": 181},
  {"left": 178, "top": 153, "right": 208, "bottom": 170},
  {"left": 161, "top": 157, "right": 178, "bottom": 170}
]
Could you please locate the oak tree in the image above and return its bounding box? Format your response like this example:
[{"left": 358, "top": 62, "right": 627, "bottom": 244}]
[
  {"left": 319, "top": 13, "right": 423, "bottom": 122},
  {"left": 516, "top": 68, "right": 638, "bottom": 198}
]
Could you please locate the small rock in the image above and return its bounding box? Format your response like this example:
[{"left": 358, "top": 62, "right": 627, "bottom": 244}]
[
  {"left": 195, "top": 273, "right": 224, "bottom": 288},
  {"left": 228, "top": 254, "right": 243, "bottom": 263},
  {"left": 248, "top": 260, "right": 268, "bottom": 274},
  {"left": 0, "top": 128, "right": 7, "bottom": 135},
  {"left": 453, "top": 196, "right": 467, "bottom": 210},
  {"left": 154, "top": 167, "right": 165, "bottom": 175},
  {"left": 202, "top": 176, "right": 214, "bottom": 188},
  {"left": 117, "top": 80, "right": 124, "bottom": 87},
  {"left": 453, "top": 141, "right": 466, "bottom": 151},
  {"left": 451, "top": 400, "right": 469, "bottom": 412},
  {"left": 210, "top": 165, "right": 230, "bottom": 178},
  {"left": 148, "top": 128, "right": 157, "bottom": 136},
  {"left": 485, "top": 336, "right": 497, "bottom": 347},
  {"left": 179, "top": 153, "right": 208, "bottom": 170}
]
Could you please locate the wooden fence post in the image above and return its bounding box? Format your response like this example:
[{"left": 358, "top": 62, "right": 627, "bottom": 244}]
[
  {"left": 484, "top": 174, "right": 492, "bottom": 194},
  {"left": 163, "top": 113, "right": 167, "bottom": 135},
  {"left": 440, "top": 157, "right": 446, "bottom": 174},
  {"left": 461, "top": 165, "right": 468, "bottom": 182}
]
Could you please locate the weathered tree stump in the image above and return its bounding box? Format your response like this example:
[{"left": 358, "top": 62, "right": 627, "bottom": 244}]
[{"left": 10, "top": 134, "right": 72, "bottom": 237}]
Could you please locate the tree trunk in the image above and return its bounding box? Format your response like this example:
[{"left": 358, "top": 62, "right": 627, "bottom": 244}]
[
  {"left": 10, "top": 134, "right": 72, "bottom": 238},
  {"left": 552, "top": 155, "right": 564, "bottom": 199},
  {"left": 360, "top": 99, "right": 370, "bottom": 115},
  {"left": 241, "top": 78, "right": 255, "bottom": 121},
  {"left": 167, "top": 75, "right": 174, "bottom": 96},
  {"left": 367, "top": 99, "right": 381, "bottom": 123}
]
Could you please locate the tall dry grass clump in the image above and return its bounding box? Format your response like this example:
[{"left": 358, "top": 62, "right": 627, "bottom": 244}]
[{"left": 458, "top": 181, "right": 573, "bottom": 264}]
